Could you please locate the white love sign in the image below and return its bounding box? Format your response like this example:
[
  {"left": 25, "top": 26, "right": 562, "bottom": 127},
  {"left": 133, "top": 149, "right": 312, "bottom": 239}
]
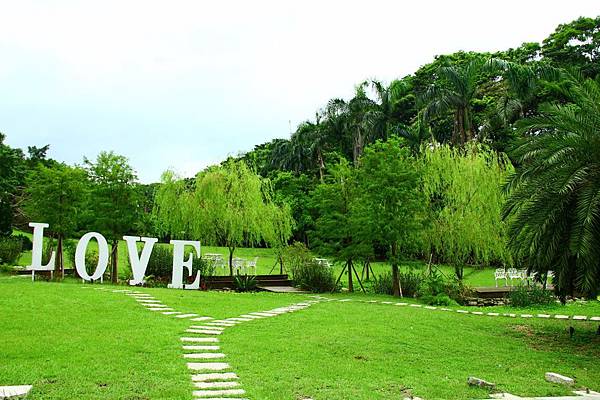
[{"left": 26, "top": 222, "right": 202, "bottom": 289}]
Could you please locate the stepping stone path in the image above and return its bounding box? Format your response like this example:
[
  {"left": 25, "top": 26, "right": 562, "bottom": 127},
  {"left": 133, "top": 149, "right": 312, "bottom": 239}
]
[
  {"left": 0, "top": 385, "right": 32, "bottom": 399},
  {"left": 309, "top": 295, "right": 600, "bottom": 323},
  {"left": 90, "top": 286, "right": 320, "bottom": 399}
]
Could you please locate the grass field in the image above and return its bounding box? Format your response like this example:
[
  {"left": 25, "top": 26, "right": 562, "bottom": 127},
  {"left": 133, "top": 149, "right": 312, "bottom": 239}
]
[{"left": 1, "top": 276, "right": 599, "bottom": 399}]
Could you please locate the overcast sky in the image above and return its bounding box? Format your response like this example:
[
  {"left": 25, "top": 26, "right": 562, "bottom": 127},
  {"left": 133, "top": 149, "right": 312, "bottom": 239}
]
[{"left": 2, "top": 1, "right": 598, "bottom": 182}]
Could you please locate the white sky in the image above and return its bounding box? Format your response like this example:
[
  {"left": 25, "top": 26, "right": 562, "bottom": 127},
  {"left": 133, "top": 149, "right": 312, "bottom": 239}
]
[{"left": 1, "top": 0, "right": 598, "bottom": 182}]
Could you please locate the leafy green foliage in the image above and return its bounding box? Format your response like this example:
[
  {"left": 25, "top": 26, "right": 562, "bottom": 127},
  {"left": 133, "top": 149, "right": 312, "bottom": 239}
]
[
  {"left": 355, "top": 137, "right": 426, "bottom": 296},
  {"left": 0, "top": 236, "right": 22, "bottom": 265},
  {"left": 508, "top": 285, "right": 555, "bottom": 308},
  {"left": 283, "top": 242, "right": 338, "bottom": 293},
  {"left": 421, "top": 143, "right": 512, "bottom": 279},
  {"left": 233, "top": 275, "right": 258, "bottom": 292},
  {"left": 503, "top": 71, "right": 600, "bottom": 298}
]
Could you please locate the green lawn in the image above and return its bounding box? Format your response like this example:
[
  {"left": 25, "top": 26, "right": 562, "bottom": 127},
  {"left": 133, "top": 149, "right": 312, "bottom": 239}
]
[{"left": 1, "top": 276, "right": 598, "bottom": 399}]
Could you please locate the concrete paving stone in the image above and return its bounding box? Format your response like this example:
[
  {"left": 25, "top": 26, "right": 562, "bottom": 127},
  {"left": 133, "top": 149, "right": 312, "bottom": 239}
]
[
  {"left": 381, "top": 301, "right": 394, "bottom": 304},
  {"left": 150, "top": 307, "right": 174, "bottom": 311},
  {"left": 186, "top": 329, "right": 223, "bottom": 335},
  {"left": 194, "top": 381, "right": 240, "bottom": 389},
  {"left": 537, "top": 314, "right": 551, "bottom": 318},
  {"left": 183, "top": 345, "right": 221, "bottom": 351},
  {"left": 572, "top": 315, "right": 587, "bottom": 321},
  {"left": 137, "top": 299, "right": 161, "bottom": 303},
  {"left": 191, "top": 317, "right": 214, "bottom": 322},
  {"left": 395, "top": 303, "right": 408, "bottom": 306},
  {"left": 554, "top": 315, "right": 570, "bottom": 319},
  {"left": 503, "top": 313, "right": 516, "bottom": 317},
  {"left": 190, "top": 326, "right": 225, "bottom": 331},
  {"left": 175, "top": 314, "right": 198, "bottom": 319},
  {"left": 487, "top": 312, "right": 500, "bottom": 316},
  {"left": 0, "top": 385, "right": 32, "bottom": 398},
  {"left": 471, "top": 311, "right": 483, "bottom": 315},
  {"left": 545, "top": 372, "right": 575, "bottom": 386},
  {"left": 187, "top": 362, "right": 230, "bottom": 371},
  {"left": 191, "top": 372, "right": 238, "bottom": 382},
  {"left": 181, "top": 337, "right": 219, "bottom": 343},
  {"left": 163, "top": 311, "right": 182, "bottom": 315},
  {"left": 590, "top": 317, "right": 600, "bottom": 321},
  {"left": 410, "top": 304, "right": 422, "bottom": 308},
  {"left": 184, "top": 353, "right": 226, "bottom": 359},
  {"left": 521, "top": 314, "right": 533, "bottom": 318},
  {"left": 457, "top": 310, "right": 469, "bottom": 314},
  {"left": 192, "top": 388, "right": 245, "bottom": 397}
]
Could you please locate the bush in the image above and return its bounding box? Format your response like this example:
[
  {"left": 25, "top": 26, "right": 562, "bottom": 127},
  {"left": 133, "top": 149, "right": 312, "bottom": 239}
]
[
  {"left": 371, "top": 269, "right": 423, "bottom": 297},
  {"left": 233, "top": 275, "right": 258, "bottom": 292},
  {"left": 371, "top": 272, "right": 394, "bottom": 295},
  {"left": 421, "top": 293, "right": 459, "bottom": 306},
  {"left": 12, "top": 234, "right": 33, "bottom": 251},
  {"left": 509, "top": 285, "right": 555, "bottom": 307},
  {"left": 284, "top": 243, "right": 338, "bottom": 293},
  {"left": 399, "top": 269, "right": 424, "bottom": 297},
  {"left": 417, "top": 269, "right": 473, "bottom": 304},
  {"left": 0, "top": 237, "right": 23, "bottom": 265}
]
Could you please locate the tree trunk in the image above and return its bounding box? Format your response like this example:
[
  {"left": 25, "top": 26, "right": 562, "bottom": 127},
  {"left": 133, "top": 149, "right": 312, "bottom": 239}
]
[
  {"left": 279, "top": 254, "right": 284, "bottom": 275},
  {"left": 228, "top": 247, "right": 235, "bottom": 276},
  {"left": 347, "top": 259, "right": 354, "bottom": 293},
  {"left": 317, "top": 150, "right": 325, "bottom": 183},
  {"left": 111, "top": 241, "right": 118, "bottom": 283},
  {"left": 391, "top": 242, "right": 402, "bottom": 297},
  {"left": 55, "top": 235, "right": 64, "bottom": 280}
]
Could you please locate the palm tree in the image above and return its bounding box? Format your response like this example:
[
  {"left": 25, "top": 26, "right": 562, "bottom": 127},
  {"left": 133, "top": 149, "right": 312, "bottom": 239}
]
[
  {"left": 503, "top": 70, "right": 600, "bottom": 299},
  {"left": 423, "top": 58, "right": 502, "bottom": 146}
]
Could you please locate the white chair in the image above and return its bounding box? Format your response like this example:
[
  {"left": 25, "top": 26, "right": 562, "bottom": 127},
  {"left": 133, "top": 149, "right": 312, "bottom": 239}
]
[
  {"left": 232, "top": 258, "right": 246, "bottom": 275},
  {"left": 246, "top": 257, "right": 258, "bottom": 275},
  {"left": 495, "top": 268, "right": 507, "bottom": 287},
  {"left": 507, "top": 268, "right": 524, "bottom": 285}
]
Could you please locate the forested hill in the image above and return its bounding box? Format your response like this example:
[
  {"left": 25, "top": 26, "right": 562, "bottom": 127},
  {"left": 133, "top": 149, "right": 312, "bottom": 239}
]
[{"left": 238, "top": 16, "right": 599, "bottom": 181}]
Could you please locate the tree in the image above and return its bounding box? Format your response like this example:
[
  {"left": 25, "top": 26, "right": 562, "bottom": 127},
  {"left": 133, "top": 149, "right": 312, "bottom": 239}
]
[
  {"left": 541, "top": 16, "right": 600, "bottom": 79},
  {"left": 23, "top": 164, "right": 88, "bottom": 277},
  {"left": 84, "top": 151, "right": 138, "bottom": 283},
  {"left": 503, "top": 70, "right": 600, "bottom": 299},
  {"left": 421, "top": 143, "right": 512, "bottom": 280},
  {"left": 422, "top": 58, "right": 503, "bottom": 145},
  {"left": 0, "top": 134, "right": 25, "bottom": 236},
  {"left": 310, "top": 158, "right": 372, "bottom": 292},
  {"left": 155, "top": 161, "right": 292, "bottom": 276},
  {"left": 356, "top": 138, "right": 426, "bottom": 296}
]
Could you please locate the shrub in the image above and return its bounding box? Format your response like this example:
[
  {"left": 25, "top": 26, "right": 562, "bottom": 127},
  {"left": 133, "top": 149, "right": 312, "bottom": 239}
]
[
  {"left": 283, "top": 242, "right": 313, "bottom": 273},
  {"left": 509, "top": 285, "right": 555, "bottom": 307},
  {"left": 291, "top": 259, "right": 338, "bottom": 293},
  {"left": 421, "top": 293, "right": 459, "bottom": 306},
  {"left": 399, "top": 269, "right": 424, "bottom": 297},
  {"left": 0, "top": 237, "right": 23, "bottom": 265},
  {"left": 371, "top": 272, "right": 394, "bottom": 295},
  {"left": 233, "top": 275, "right": 258, "bottom": 292},
  {"left": 417, "top": 269, "right": 473, "bottom": 304},
  {"left": 12, "top": 234, "right": 33, "bottom": 251}
]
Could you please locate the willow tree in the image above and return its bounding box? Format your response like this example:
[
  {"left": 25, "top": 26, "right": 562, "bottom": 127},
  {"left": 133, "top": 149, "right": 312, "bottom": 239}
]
[
  {"left": 154, "top": 160, "right": 293, "bottom": 275},
  {"left": 421, "top": 143, "right": 512, "bottom": 280}
]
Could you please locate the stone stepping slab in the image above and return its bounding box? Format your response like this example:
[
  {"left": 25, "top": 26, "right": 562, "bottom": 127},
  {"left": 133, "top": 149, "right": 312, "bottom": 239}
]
[
  {"left": 194, "top": 381, "right": 240, "bottom": 389},
  {"left": 163, "top": 311, "right": 182, "bottom": 315},
  {"left": 181, "top": 337, "right": 219, "bottom": 343},
  {"left": 137, "top": 299, "right": 161, "bottom": 303},
  {"left": 0, "top": 385, "right": 32, "bottom": 398},
  {"left": 175, "top": 314, "right": 198, "bottom": 319},
  {"left": 190, "top": 326, "right": 225, "bottom": 331},
  {"left": 192, "top": 372, "right": 238, "bottom": 382},
  {"left": 183, "top": 345, "right": 221, "bottom": 351},
  {"left": 184, "top": 353, "right": 226, "bottom": 359},
  {"left": 186, "top": 329, "right": 223, "bottom": 335},
  {"left": 150, "top": 307, "right": 174, "bottom": 311},
  {"left": 249, "top": 312, "right": 277, "bottom": 317},
  {"left": 191, "top": 317, "right": 214, "bottom": 322},
  {"left": 192, "top": 388, "right": 245, "bottom": 397},
  {"left": 187, "top": 362, "right": 230, "bottom": 371}
]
